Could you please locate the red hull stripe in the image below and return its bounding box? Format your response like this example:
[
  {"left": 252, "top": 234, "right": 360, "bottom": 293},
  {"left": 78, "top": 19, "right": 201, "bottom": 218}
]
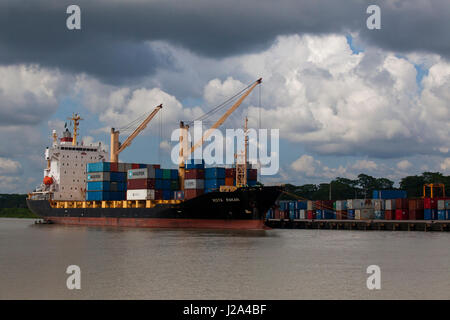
[{"left": 45, "top": 217, "right": 269, "bottom": 230}]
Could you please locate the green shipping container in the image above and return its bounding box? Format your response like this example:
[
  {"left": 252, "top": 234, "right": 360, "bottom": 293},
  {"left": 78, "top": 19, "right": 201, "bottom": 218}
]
[
  {"left": 162, "top": 169, "right": 172, "bottom": 180},
  {"left": 170, "top": 180, "right": 179, "bottom": 190}
]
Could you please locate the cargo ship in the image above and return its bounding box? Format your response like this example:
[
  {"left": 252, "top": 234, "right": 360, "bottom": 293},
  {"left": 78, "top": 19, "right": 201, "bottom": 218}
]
[{"left": 27, "top": 79, "right": 283, "bottom": 230}]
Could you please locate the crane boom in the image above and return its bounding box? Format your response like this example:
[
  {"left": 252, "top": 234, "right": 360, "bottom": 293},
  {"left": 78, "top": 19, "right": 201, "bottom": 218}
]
[
  {"left": 178, "top": 78, "right": 261, "bottom": 190},
  {"left": 110, "top": 104, "right": 162, "bottom": 162},
  {"left": 189, "top": 78, "right": 261, "bottom": 156}
]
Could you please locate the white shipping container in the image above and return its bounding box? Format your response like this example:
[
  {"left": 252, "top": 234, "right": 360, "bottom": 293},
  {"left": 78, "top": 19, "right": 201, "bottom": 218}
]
[
  {"left": 128, "top": 168, "right": 155, "bottom": 179},
  {"left": 307, "top": 200, "right": 313, "bottom": 211},
  {"left": 87, "top": 171, "right": 110, "bottom": 182},
  {"left": 184, "top": 179, "right": 204, "bottom": 189},
  {"left": 336, "top": 200, "right": 347, "bottom": 211},
  {"left": 299, "top": 209, "right": 306, "bottom": 219},
  {"left": 126, "top": 189, "right": 155, "bottom": 200},
  {"left": 363, "top": 199, "right": 373, "bottom": 209},
  {"left": 360, "top": 209, "right": 375, "bottom": 219},
  {"left": 347, "top": 199, "right": 365, "bottom": 210},
  {"left": 385, "top": 199, "right": 396, "bottom": 210},
  {"left": 355, "top": 209, "right": 361, "bottom": 220},
  {"left": 437, "top": 200, "right": 445, "bottom": 210},
  {"left": 373, "top": 199, "right": 385, "bottom": 210}
]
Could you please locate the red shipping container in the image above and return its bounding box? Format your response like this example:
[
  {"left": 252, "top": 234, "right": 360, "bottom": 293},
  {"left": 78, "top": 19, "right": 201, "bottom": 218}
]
[
  {"left": 395, "top": 198, "right": 408, "bottom": 209},
  {"left": 424, "top": 198, "right": 437, "bottom": 209},
  {"left": 248, "top": 169, "right": 257, "bottom": 180},
  {"left": 408, "top": 199, "right": 424, "bottom": 210},
  {"left": 185, "top": 169, "right": 205, "bottom": 179},
  {"left": 148, "top": 164, "right": 161, "bottom": 169},
  {"left": 127, "top": 178, "right": 155, "bottom": 190},
  {"left": 184, "top": 189, "right": 204, "bottom": 200},
  {"left": 336, "top": 211, "right": 347, "bottom": 220},
  {"left": 131, "top": 163, "right": 140, "bottom": 169},
  {"left": 395, "top": 209, "right": 408, "bottom": 220},
  {"left": 225, "top": 168, "right": 236, "bottom": 178},
  {"left": 154, "top": 190, "right": 162, "bottom": 200},
  {"left": 385, "top": 210, "right": 394, "bottom": 220},
  {"left": 307, "top": 210, "right": 315, "bottom": 219},
  {"left": 315, "top": 200, "right": 333, "bottom": 210},
  {"left": 110, "top": 162, "right": 118, "bottom": 172},
  {"left": 409, "top": 209, "right": 424, "bottom": 220}
]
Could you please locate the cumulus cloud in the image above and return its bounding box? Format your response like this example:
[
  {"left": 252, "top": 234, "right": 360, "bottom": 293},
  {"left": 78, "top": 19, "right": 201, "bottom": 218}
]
[
  {"left": 0, "top": 157, "right": 22, "bottom": 175},
  {"left": 397, "top": 160, "right": 413, "bottom": 171},
  {"left": 440, "top": 158, "right": 450, "bottom": 173}
]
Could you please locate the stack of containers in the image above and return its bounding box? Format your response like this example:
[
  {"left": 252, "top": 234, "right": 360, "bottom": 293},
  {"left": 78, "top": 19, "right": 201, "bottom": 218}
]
[
  {"left": 373, "top": 199, "right": 385, "bottom": 219},
  {"left": 86, "top": 162, "right": 127, "bottom": 201},
  {"left": 384, "top": 199, "right": 396, "bottom": 220},
  {"left": 315, "top": 200, "right": 334, "bottom": 219},
  {"left": 408, "top": 199, "right": 424, "bottom": 220},
  {"left": 288, "top": 201, "right": 297, "bottom": 220},
  {"left": 224, "top": 168, "right": 236, "bottom": 186},
  {"left": 204, "top": 167, "right": 226, "bottom": 193},
  {"left": 424, "top": 198, "right": 437, "bottom": 220},
  {"left": 437, "top": 198, "right": 447, "bottom": 220},
  {"left": 395, "top": 198, "right": 409, "bottom": 220},
  {"left": 156, "top": 168, "right": 179, "bottom": 200},
  {"left": 446, "top": 199, "right": 450, "bottom": 220},
  {"left": 297, "top": 200, "right": 307, "bottom": 219},
  {"left": 347, "top": 199, "right": 364, "bottom": 219},
  {"left": 307, "top": 200, "right": 315, "bottom": 219},
  {"left": 126, "top": 164, "right": 161, "bottom": 200},
  {"left": 184, "top": 159, "right": 205, "bottom": 200},
  {"left": 373, "top": 190, "right": 407, "bottom": 199},
  {"left": 335, "top": 200, "right": 348, "bottom": 219},
  {"left": 360, "top": 199, "right": 375, "bottom": 219}
]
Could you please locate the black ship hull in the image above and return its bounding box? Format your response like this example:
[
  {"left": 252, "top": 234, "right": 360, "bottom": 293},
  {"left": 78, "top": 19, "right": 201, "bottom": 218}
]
[{"left": 27, "top": 186, "right": 282, "bottom": 230}]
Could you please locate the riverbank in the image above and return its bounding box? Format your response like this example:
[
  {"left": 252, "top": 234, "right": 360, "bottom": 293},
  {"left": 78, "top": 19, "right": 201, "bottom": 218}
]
[{"left": 0, "top": 208, "right": 39, "bottom": 219}]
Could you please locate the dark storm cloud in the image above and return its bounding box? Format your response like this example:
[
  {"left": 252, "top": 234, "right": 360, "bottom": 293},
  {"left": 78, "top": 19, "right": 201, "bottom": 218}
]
[{"left": 1, "top": 0, "right": 449, "bottom": 83}]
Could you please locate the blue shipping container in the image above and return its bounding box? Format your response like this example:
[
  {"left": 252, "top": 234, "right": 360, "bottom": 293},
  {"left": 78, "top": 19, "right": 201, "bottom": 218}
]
[
  {"left": 162, "top": 180, "right": 171, "bottom": 190},
  {"left": 87, "top": 181, "right": 110, "bottom": 191},
  {"left": 297, "top": 201, "right": 307, "bottom": 210},
  {"left": 316, "top": 210, "right": 322, "bottom": 220},
  {"left": 86, "top": 162, "right": 111, "bottom": 173},
  {"left": 185, "top": 159, "right": 205, "bottom": 169},
  {"left": 155, "top": 169, "right": 163, "bottom": 179},
  {"left": 247, "top": 180, "right": 257, "bottom": 187},
  {"left": 347, "top": 209, "right": 355, "bottom": 220},
  {"left": 110, "top": 172, "right": 126, "bottom": 182},
  {"left": 289, "top": 209, "right": 296, "bottom": 220},
  {"left": 86, "top": 191, "right": 124, "bottom": 201},
  {"left": 373, "top": 190, "right": 407, "bottom": 199},
  {"left": 424, "top": 209, "right": 436, "bottom": 220},
  {"left": 205, "top": 167, "right": 226, "bottom": 179},
  {"left": 170, "top": 169, "right": 178, "bottom": 180},
  {"left": 437, "top": 210, "right": 446, "bottom": 220},
  {"left": 205, "top": 179, "right": 225, "bottom": 189},
  {"left": 162, "top": 190, "right": 172, "bottom": 200},
  {"left": 155, "top": 179, "right": 163, "bottom": 189}
]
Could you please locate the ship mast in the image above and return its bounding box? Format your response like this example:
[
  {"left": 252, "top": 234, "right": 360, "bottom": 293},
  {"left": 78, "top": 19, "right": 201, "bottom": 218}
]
[{"left": 68, "top": 113, "right": 83, "bottom": 146}]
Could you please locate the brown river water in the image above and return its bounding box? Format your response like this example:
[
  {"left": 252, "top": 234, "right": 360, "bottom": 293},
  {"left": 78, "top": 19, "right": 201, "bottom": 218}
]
[{"left": 1, "top": 218, "right": 449, "bottom": 299}]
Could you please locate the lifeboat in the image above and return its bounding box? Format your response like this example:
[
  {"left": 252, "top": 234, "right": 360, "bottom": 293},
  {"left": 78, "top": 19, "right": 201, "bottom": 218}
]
[{"left": 43, "top": 176, "right": 54, "bottom": 185}]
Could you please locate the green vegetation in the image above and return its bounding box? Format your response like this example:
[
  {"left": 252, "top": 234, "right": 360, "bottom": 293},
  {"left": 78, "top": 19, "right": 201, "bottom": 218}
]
[
  {"left": 0, "top": 208, "right": 39, "bottom": 219},
  {"left": 0, "top": 194, "right": 38, "bottom": 218},
  {"left": 279, "top": 172, "right": 450, "bottom": 201}
]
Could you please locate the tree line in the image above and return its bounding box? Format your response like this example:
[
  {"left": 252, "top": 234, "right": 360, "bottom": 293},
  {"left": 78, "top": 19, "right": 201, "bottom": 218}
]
[{"left": 279, "top": 172, "right": 450, "bottom": 201}]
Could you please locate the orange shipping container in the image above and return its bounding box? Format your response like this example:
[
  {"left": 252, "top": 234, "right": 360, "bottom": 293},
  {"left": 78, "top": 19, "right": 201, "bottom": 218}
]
[{"left": 225, "top": 177, "right": 234, "bottom": 186}]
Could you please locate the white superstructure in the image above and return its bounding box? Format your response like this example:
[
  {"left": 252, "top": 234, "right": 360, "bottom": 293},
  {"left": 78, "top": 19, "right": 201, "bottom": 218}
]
[{"left": 34, "top": 115, "right": 107, "bottom": 200}]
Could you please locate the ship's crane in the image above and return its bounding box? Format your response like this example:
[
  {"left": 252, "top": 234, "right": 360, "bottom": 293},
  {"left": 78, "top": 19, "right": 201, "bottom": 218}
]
[
  {"left": 178, "top": 78, "right": 262, "bottom": 190},
  {"left": 110, "top": 104, "right": 162, "bottom": 163},
  {"left": 423, "top": 183, "right": 445, "bottom": 198}
]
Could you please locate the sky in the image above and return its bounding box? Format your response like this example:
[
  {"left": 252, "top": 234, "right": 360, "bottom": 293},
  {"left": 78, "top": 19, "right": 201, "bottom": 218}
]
[{"left": 0, "top": 0, "right": 449, "bottom": 193}]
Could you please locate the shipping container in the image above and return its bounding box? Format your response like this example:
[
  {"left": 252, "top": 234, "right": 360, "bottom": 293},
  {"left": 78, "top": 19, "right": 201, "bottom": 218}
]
[
  {"left": 155, "top": 168, "right": 163, "bottom": 179},
  {"left": 437, "top": 210, "right": 446, "bottom": 220},
  {"left": 185, "top": 159, "right": 205, "bottom": 170},
  {"left": 385, "top": 210, "right": 394, "bottom": 220},
  {"left": 170, "top": 180, "right": 179, "bottom": 190},
  {"left": 86, "top": 191, "right": 124, "bottom": 201},
  {"left": 184, "top": 179, "right": 204, "bottom": 189},
  {"left": 224, "top": 177, "right": 234, "bottom": 186},
  {"left": 131, "top": 163, "right": 140, "bottom": 169},
  {"left": 205, "top": 179, "right": 225, "bottom": 189},
  {"left": 336, "top": 210, "right": 347, "bottom": 220},
  {"left": 424, "top": 209, "right": 435, "bottom": 220},
  {"left": 155, "top": 179, "right": 163, "bottom": 190},
  {"left": 87, "top": 162, "right": 111, "bottom": 173},
  {"left": 385, "top": 199, "right": 396, "bottom": 211},
  {"left": 409, "top": 209, "right": 424, "bottom": 220},
  {"left": 359, "top": 209, "right": 374, "bottom": 220},
  {"left": 372, "top": 190, "right": 407, "bottom": 199},
  {"left": 445, "top": 199, "right": 450, "bottom": 210},
  {"left": 373, "top": 199, "right": 384, "bottom": 210},
  {"left": 307, "top": 201, "right": 314, "bottom": 211},
  {"left": 162, "top": 190, "right": 172, "bottom": 200},
  {"left": 162, "top": 180, "right": 171, "bottom": 190},
  {"left": 205, "top": 167, "right": 226, "bottom": 179},
  {"left": 335, "top": 200, "right": 348, "bottom": 211},
  {"left": 184, "top": 188, "right": 204, "bottom": 200},
  {"left": 247, "top": 168, "right": 257, "bottom": 180},
  {"left": 225, "top": 168, "right": 236, "bottom": 178},
  {"left": 374, "top": 210, "right": 384, "bottom": 220},
  {"left": 87, "top": 172, "right": 110, "bottom": 182},
  {"left": 87, "top": 181, "right": 111, "bottom": 191},
  {"left": 110, "top": 172, "right": 126, "bottom": 182},
  {"left": 185, "top": 169, "right": 205, "bottom": 179},
  {"left": 437, "top": 199, "right": 446, "bottom": 210},
  {"left": 395, "top": 209, "right": 408, "bottom": 220},
  {"left": 424, "top": 198, "right": 437, "bottom": 209},
  {"left": 408, "top": 199, "right": 424, "bottom": 210},
  {"left": 347, "top": 209, "right": 355, "bottom": 220},
  {"left": 174, "top": 191, "right": 184, "bottom": 200},
  {"left": 297, "top": 201, "right": 307, "bottom": 210},
  {"left": 299, "top": 209, "right": 306, "bottom": 219},
  {"left": 247, "top": 180, "right": 257, "bottom": 187},
  {"left": 110, "top": 162, "right": 118, "bottom": 172},
  {"left": 127, "top": 178, "right": 155, "bottom": 190},
  {"left": 395, "top": 198, "right": 408, "bottom": 209},
  {"left": 117, "top": 162, "right": 126, "bottom": 173},
  {"left": 307, "top": 210, "right": 315, "bottom": 219},
  {"left": 128, "top": 168, "right": 155, "bottom": 180},
  {"left": 126, "top": 189, "right": 155, "bottom": 200},
  {"left": 347, "top": 199, "right": 365, "bottom": 210}
]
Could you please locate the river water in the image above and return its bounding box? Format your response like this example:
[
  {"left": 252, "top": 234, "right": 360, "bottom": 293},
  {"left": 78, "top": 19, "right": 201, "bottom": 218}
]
[{"left": 0, "top": 218, "right": 449, "bottom": 299}]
